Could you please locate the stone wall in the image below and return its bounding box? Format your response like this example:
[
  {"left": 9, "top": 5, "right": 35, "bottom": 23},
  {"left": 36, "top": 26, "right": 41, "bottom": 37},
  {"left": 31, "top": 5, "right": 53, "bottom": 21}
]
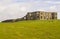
[{"left": 24, "top": 11, "right": 57, "bottom": 20}]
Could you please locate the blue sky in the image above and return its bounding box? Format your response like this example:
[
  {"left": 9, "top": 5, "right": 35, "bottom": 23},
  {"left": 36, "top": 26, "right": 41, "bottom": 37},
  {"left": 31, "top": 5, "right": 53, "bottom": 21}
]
[{"left": 0, "top": 0, "right": 60, "bottom": 21}]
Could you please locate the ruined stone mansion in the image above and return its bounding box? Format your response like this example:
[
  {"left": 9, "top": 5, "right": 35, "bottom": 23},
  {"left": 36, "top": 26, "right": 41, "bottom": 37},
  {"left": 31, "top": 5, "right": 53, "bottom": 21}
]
[
  {"left": 22, "top": 11, "right": 57, "bottom": 20},
  {"left": 2, "top": 11, "right": 57, "bottom": 22}
]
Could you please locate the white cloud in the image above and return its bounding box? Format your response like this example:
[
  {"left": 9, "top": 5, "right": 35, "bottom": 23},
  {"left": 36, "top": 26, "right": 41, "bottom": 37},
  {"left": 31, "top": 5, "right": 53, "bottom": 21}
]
[
  {"left": 20, "top": 6, "right": 27, "bottom": 12},
  {"left": 49, "top": 6, "right": 57, "bottom": 11},
  {"left": 50, "top": 6, "right": 56, "bottom": 9},
  {"left": 0, "top": 2, "right": 33, "bottom": 21},
  {"left": 0, "top": 0, "right": 60, "bottom": 21},
  {"left": 45, "top": 1, "right": 60, "bottom": 4},
  {"left": 36, "top": 9, "right": 46, "bottom": 11}
]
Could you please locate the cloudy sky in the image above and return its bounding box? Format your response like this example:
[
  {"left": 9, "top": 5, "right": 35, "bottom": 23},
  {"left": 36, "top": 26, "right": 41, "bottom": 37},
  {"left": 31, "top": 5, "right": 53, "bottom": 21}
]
[{"left": 0, "top": 0, "right": 60, "bottom": 21}]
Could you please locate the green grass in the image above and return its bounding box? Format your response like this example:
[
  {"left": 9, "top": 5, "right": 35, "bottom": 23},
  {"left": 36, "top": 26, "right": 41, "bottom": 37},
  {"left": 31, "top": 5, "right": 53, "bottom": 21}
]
[{"left": 0, "top": 20, "right": 60, "bottom": 39}]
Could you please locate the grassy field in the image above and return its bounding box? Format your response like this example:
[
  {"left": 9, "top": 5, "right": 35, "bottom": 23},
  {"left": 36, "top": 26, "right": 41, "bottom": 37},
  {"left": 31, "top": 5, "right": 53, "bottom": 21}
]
[{"left": 0, "top": 20, "right": 60, "bottom": 39}]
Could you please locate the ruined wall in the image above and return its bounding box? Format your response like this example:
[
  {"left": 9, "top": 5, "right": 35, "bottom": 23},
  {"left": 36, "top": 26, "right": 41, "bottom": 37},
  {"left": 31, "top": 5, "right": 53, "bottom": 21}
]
[{"left": 25, "top": 11, "right": 57, "bottom": 20}]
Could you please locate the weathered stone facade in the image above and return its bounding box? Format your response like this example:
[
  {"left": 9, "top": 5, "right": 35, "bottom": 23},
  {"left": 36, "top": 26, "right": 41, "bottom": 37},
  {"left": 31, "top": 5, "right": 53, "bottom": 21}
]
[{"left": 23, "top": 11, "right": 57, "bottom": 20}]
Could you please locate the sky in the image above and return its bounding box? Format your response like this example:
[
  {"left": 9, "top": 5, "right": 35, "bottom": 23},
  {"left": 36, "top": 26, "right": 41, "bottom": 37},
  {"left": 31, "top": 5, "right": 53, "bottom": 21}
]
[{"left": 0, "top": 0, "right": 60, "bottom": 21}]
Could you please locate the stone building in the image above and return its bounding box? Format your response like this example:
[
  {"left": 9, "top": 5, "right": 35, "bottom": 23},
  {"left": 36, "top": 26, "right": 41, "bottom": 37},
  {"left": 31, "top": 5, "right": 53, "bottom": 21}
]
[
  {"left": 23, "top": 11, "right": 57, "bottom": 20},
  {"left": 2, "top": 11, "right": 57, "bottom": 22}
]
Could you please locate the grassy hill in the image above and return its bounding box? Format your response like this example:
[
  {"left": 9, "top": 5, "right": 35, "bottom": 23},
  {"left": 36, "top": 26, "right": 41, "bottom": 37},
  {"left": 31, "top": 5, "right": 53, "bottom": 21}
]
[{"left": 0, "top": 20, "right": 60, "bottom": 39}]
